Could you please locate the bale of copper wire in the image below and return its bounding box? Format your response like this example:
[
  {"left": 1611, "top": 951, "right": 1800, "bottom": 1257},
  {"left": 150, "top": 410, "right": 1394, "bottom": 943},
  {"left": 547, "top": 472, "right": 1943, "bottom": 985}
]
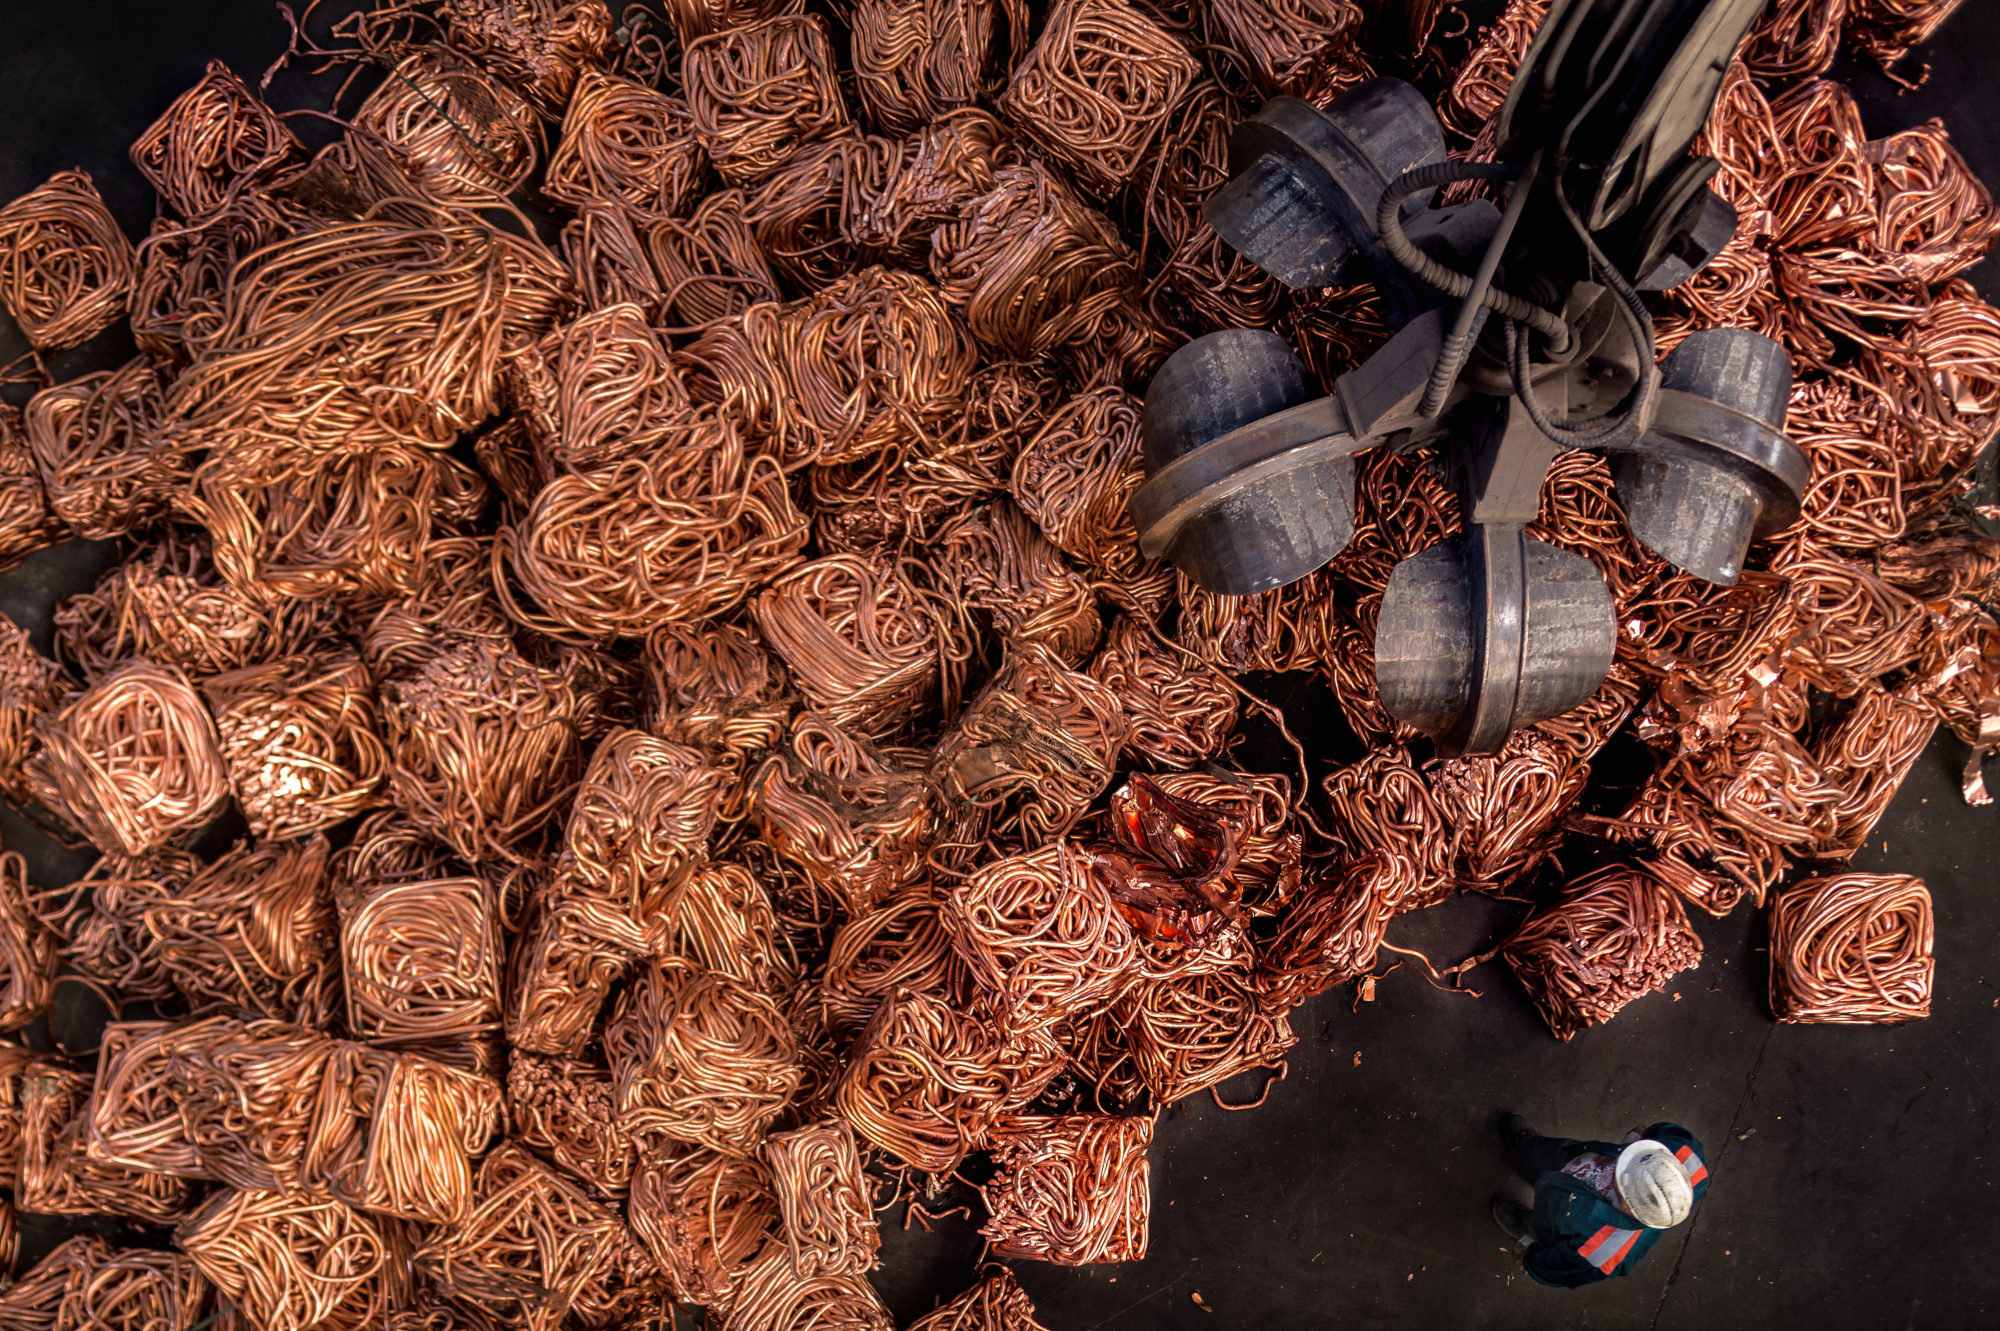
[
  {"left": 1438, "top": 0, "right": 1545, "bottom": 142},
  {"left": 763, "top": 1117, "right": 880, "bottom": 1278},
  {"left": 556, "top": 729, "right": 728, "bottom": 907},
  {"left": 352, "top": 47, "right": 542, "bottom": 206},
  {"left": 1501, "top": 866, "right": 1705, "bottom": 1043},
  {"left": 305, "top": 1043, "right": 504, "bottom": 1225},
  {"left": 21, "top": 1062, "right": 197, "bottom": 1224},
  {"left": 0, "top": 851, "right": 55, "bottom": 1035},
  {"left": 544, "top": 68, "right": 706, "bottom": 221},
  {"left": 1252, "top": 856, "right": 1398, "bottom": 1008},
  {"left": 25, "top": 660, "right": 227, "bottom": 857},
  {"left": 1431, "top": 732, "right": 1589, "bottom": 891},
  {"left": 22, "top": 356, "right": 188, "bottom": 541},
  {"left": 980, "top": 1113, "right": 1152, "bottom": 1264},
  {"left": 938, "top": 499, "right": 1102, "bottom": 668},
  {"left": 562, "top": 198, "right": 669, "bottom": 319},
  {"left": 505, "top": 300, "right": 691, "bottom": 475},
  {"left": 735, "top": 132, "right": 868, "bottom": 291},
  {"left": 0, "top": 1234, "right": 116, "bottom": 1331},
  {"left": 1122, "top": 967, "right": 1295, "bottom": 1105},
  {"left": 1011, "top": 385, "right": 1147, "bottom": 581},
  {"left": 1767, "top": 872, "right": 1934, "bottom": 1024},
  {"left": 1323, "top": 746, "right": 1457, "bottom": 914},
  {"left": 0, "top": 168, "right": 136, "bottom": 351},
  {"left": 178, "top": 1186, "right": 409, "bottom": 1331},
  {"left": 46, "top": 1244, "right": 212, "bottom": 1331},
  {"left": 340, "top": 871, "right": 503, "bottom": 1067},
  {"left": 0, "top": 403, "right": 63, "bottom": 572},
  {"left": 1087, "top": 617, "right": 1238, "bottom": 767},
  {"left": 931, "top": 642, "right": 1128, "bottom": 848},
  {"left": 629, "top": 1145, "right": 782, "bottom": 1310},
  {"left": 846, "top": 110, "right": 1005, "bottom": 263},
  {"left": 507, "top": 1052, "right": 634, "bottom": 1199},
  {"left": 646, "top": 860, "right": 787, "bottom": 996},
  {"left": 200, "top": 645, "right": 387, "bottom": 841},
  {"left": 129, "top": 59, "right": 302, "bottom": 220},
  {"left": 819, "top": 886, "right": 963, "bottom": 1037},
  {"left": 647, "top": 189, "right": 782, "bottom": 325},
  {"left": 1845, "top": 0, "right": 1968, "bottom": 72},
  {"left": 834, "top": 987, "right": 1009, "bottom": 1173},
  {"left": 1201, "top": 0, "right": 1371, "bottom": 105},
  {"left": 851, "top": 0, "right": 1010, "bottom": 136},
  {"left": 143, "top": 837, "right": 341, "bottom": 1023},
  {"left": 1742, "top": 0, "right": 1847, "bottom": 82},
  {"left": 723, "top": 1241, "right": 894, "bottom": 1331},
  {"left": 909, "top": 1268, "right": 1050, "bottom": 1331},
  {"left": 684, "top": 15, "right": 851, "bottom": 186},
  {"left": 435, "top": 0, "right": 614, "bottom": 117},
  {"left": 0, "top": 617, "right": 63, "bottom": 808}
]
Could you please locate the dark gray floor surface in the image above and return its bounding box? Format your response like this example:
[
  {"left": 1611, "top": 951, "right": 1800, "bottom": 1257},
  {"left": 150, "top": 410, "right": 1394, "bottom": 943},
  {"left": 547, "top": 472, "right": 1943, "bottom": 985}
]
[{"left": 0, "top": 1, "right": 1996, "bottom": 1328}]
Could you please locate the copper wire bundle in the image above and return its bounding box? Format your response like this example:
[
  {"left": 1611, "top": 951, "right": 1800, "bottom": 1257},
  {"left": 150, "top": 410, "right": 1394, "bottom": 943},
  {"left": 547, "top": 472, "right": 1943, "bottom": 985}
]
[
  {"left": 20, "top": 1064, "right": 197, "bottom": 1224},
  {"left": 764, "top": 1117, "right": 880, "bottom": 1278},
  {"left": 1280, "top": 282, "right": 1392, "bottom": 387},
  {"left": 942, "top": 842, "right": 1140, "bottom": 1041},
  {"left": 1437, "top": 0, "right": 1546, "bottom": 142},
  {"left": 129, "top": 189, "right": 297, "bottom": 358},
  {"left": 753, "top": 552, "right": 967, "bottom": 739},
  {"left": 1323, "top": 747, "right": 1457, "bottom": 914},
  {"left": 1777, "top": 547, "right": 1928, "bottom": 696},
  {"left": 0, "top": 169, "right": 136, "bottom": 350},
  {"left": 997, "top": 0, "right": 1197, "bottom": 194},
  {"left": 1768, "top": 873, "right": 1934, "bottom": 1024},
  {"left": 505, "top": 892, "right": 650, "bottom": 1057},
  {"left": 1175, "top": 564, "right": 1346, "bottom": 674},
  {"left": 353, "top": 48, "right": 542, "bottom": 206},
  {"left": 939, "top": 500, "right": 1102, "bottom": 667},
  {"left": 734, "top": 132, "right": 868, "bottom": 291},
  {"left": 507, "top": 1052, "right": 634, "bottom": 1199},
  {"left": 129, "top": 60, "right": 301, "bottom": 220},
  {"left": 606, "top": 957, "right": 802, "bottom": 1154},
  {"left": 931, "top": 643, "right": 1128, "bottom": 848},
  {"left": 559, "top": 730, "right": 728, "bottom": 906},
  {"left": 26, "top": 660, "right": 227, "bottom": 857},
  {"left": 629, "top": 1147, "right": 782, "bottom": 1310},
  {"left": 1252, "top": 856, "right": 1397, "bottom": 1008},
  {"left": 505, "top": 300, "right": 690, "bottom": 475},
  {"left": 200, "top": 645, "right": 386, "bottom": 839},
  {"left": 754, "top": 716, "right": 935, "bottom": 914},
  {"left": 1088, "top": 616, "right": 1238, "bottom": 767},
  {"left": 48, "top": 1244, "right": 213, "bottom": 1331},
  {"left": 23, "top": 356, "right": 187, "bottom": 541},
  {"left": 1011, "top": 386, "right": 1146, "bottom": 580},
  {"left": 851, "top": 0, "right": 1009, "bottom": 136},
  {"left": 930, "top": 161, "right": 1143, "bottom": 358},
  {"left": 646, "top": 861, "right": 787, "bottom": 995},
  {"left": 721, "top": 1242, "right": 894, "bottom": 1331},
  {"left": 378, "top": 634, "right": 587, "bottom": 864},
  {"left": 980, "top": 1113, "right": 1152, "bottom": 1264},
  {"left": 1200, "top": 0, "right": 1370, "bottom": 104},
  {"left": 561, "top": 198, "right": 666, "bottom": 319},
  {"left": 1742, "top": 0, "right": 1847, "bottom": 82},
  {"left": 1431, "top": 733, "right": 1589, "bottom": 890},
  {"left": 1142, "top": 770, "right": 1302, "bottom": 904},
  {"left": 1122, "top": 967, "right": 1295, "bottom": 1104},
  {"left": 819, "top": 887, "right": 961, "bottom": 1036},
  {"left": 908, "top": 1269, "right": 1050, "bottom": 1331},
  {"left": 834, "top": 987, "right": 1010, "bottom": 1173},
  {"left": 647, "top": 190, "right": 781, "bottom": 325},
  {"left": 0, "top": 1235, "right": 114, "bottom": 1331},
  {"left": 544, "top": 69, "right": 706, "bottom": 221},
  {"left": 146, "top": 838, "right": 340, "bottom": 1021},
  {"left": 1501, "top": 866, "right": 1705, "bottom": 1043},
  {"left": 435, "top": 0, "right": 613, "bottom": 117},
  {"left": 0, "top": 403, "right": 63, "bottom": 572},
  {"left": 502, "top": 410, "right": 807, "bottom": 640},
  {"left": 0, "top": 852, "right": 54, "bottom": 1034},
  {"left": 177, "top": 1187, "right": 405, "bottom": 1331},
  {"left": 1845, "top": 0, "right": 1968, "bottom": 71},
  {"left": 341, "top": 872, "right": 503, "bottom": 1061},
  {"left": 847, "top": 111, "right": 1006, "bottom": 264},
  {"left": 684, "top": 16, "right": 851, "bottom": 186},
  {"left": 663, "top": 0, "right": 804, "bottom": 42},
  {"left": 0, "top": 617, "right": 63, "bottom": 807},
  {"left": 311, "top": 1043, "right": 504, "bottom": 1224},
  {"left": 643, "top": 620, "right": 791, "bottom": 764}
]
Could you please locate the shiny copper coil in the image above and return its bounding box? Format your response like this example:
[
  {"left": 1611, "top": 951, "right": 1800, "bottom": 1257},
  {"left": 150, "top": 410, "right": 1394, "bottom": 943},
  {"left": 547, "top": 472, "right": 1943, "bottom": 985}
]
[
  {"left": 605, "top": 957, "right": 802, "bottom": 1155},
  {"left": 1813, "top": 684, "right": 1939, "bottom": 858},
  {"left": 52, "top": 1242, "right": 213, "bottom": 1331},
  {"left": 752, "top": 551, "right": 968, "bottom": 740},
  {"left": 684, "top": 15, "right": 851, "bottom": 186},
  {"left": 1501, "top": 865, "right": 1704, "bottom": 1043},
  {"left": 647, "top": 189, "right": 781, "bottom": 326},
  {"left": 765, "top": 1117, "right": 880, "bottom": 1278},
  {"left": 1323, "top": 747, "right": 1457, "bottom": 915},
  {"left": 980, "top": 1113, "right": 1151, "bottom": 1265},
  {"left": 47, "top": 849, "right": 192, "bottom": 1003},
  {"left": 1768, "top": 872, "right": 1934, "bottom": 1024},
  {"left": 723, "top": 1241, "right": 895, "bottom": 1331},
  {"left": 558, "top": 729, "right": 727, "bottom": 906},
  {"left": 341, "top": 872, "right": 503, "bottom": 1060},
  {"left": 354, "top": 47, "right": 542, "bottom": 203},
  {"left": 1634, "top": 569, "right": 1800, "bottom": 693},
  {"left": 1438, "top": 0, "right": 1545, "bottom": 143},
  {"left": 436, "top": 0, "right": 614, "bottom": 117},
  {"left": 0, "top": 852, "right": 55, "bottom": 1036},
  {"left": 201, "top": 645, "right": 387, "bottom": 840},
  {"left": 1775, "top": 543, "right": 1928, "bottom": 696},
  {"left": 178, "top": 1186, "right": 404, "bottom": 1331},
  {"left": 907, "top": 1268, "right": 1048, "bottom": 1331},
  {"left": 1251, "top": 856, "right": 1397, "bottom": 1009},
  {"left": 1789, "top": 422, "right": 1907, "bottom": 552},
  {"left": 1011, "top": 385, "right": 1146, "bottom": 581},
  {"left": 819, "top": 886, "right": 961, "bottom": 1036},
  {"left": 1692, "top": 60, "right": 1786, "bottom": 211},
  {"left": 1087, "top": 615, "right": 1237, "bottom": 768},
  {"left": 754, "top": 715, "right": 935, "bottom": 915},
  {"left": 996, "top": 0, "right": 1198, "bottom": 193},
  {"left": 834, "top": 987, "right": 1011, "bottom": 1173},
  {"left": 25, "top": 660, "right": 228, "bottom": 857},
  {"left": 505, "top": 891, "right": 650, "bottom": 1057},
  {"left": 1122, "top": 967, "right": 1294, "bottom": 1105},
  {"left": 0, "top": 616, "right": 63, "bottom": 808},
  {"left": 939, "top": 500, "right": 1102, "bottom": 668},
  {"left": 941, "top": 842, "right": 1140, "bottom": 1042},
  {"left": 0, "top": 403, "right": 62, "bottom": 573},
  {"left": 21, "top": 1063, "right": 197, "bottom": 1224},
  {"left": 507, "top": 1053, "right": 636, "bottom": 1203},
  {"left": 22, "top": 356, "right": 186, "bottom": 541},
  {"left": 853, "top": 0, "right": 1011, "bottom": 137},
  {"left": 1741, "top": 0, "right": 1847, "bottom": 82},
  {"left": 803, "top": 447, "right": 985, "bottom": 556},
  {"left": 381, "top": 633, "right": 589, "bottom": 865},
  {"left": 1200, "top": 0, "right": 1369, "bottom": 105},
  {"left": 544, "top": 68, "right": 706, "bottom": 221},
  {"left": 1765, "top": 79, "right": 1875, "bottom": 254},
  {"left": 1431, "top": 732, "right": 1588, "bottom": 891},
  {"left": 501, "top": 411, "right": 808, "bottom": 641},
  {"left": 629, "top": 1146, "right": 780, "bottom": 1312},
  {"left": 1875, "top": 505, "right": 2000, "bottom": 602},
  {"left": 307, "top": 1043, "right": 504, "bottom": 1224},
  {"left": 930, "top": 161, "right": 1143, "bottom": 358},
  {"left": 0, "top": 169, "right": 136, "bottom": 351}
]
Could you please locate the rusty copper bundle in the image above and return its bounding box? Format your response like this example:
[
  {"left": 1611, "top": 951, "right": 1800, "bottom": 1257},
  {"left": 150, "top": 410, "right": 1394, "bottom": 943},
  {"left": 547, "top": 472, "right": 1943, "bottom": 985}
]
[
  {"left": 544, "top": 68, "right": 705, "bottom": 221},
  {"left": 129, "top": 59, "right": 302, "bottom": 220},
  {"left": 0, "top": 169, "right": 136, "bottom": 350},
  {"left": 378, "top": 634, "right": 587, "bottom": 864},
  {"left": 1323, "top": 747, "right": 1457, "bottom": 914},
  {"left": 1431, "top": 733, "right": 1589, "bottom": 890},
  {"left": 22, "top": 355, "right": 186, "bottom": 541},
  {"left": 1501, "top": 865, "right": 1704, "bottom": 1042},
  {"left": 818, "top": 886, "right": 961, "bottom": 1036},
  {"left": 997, "top": 0, "right": 1196, "bottom": 194},
  {"left": 853, "top": 0, "right": 1011, "bottom": 137},
  {"left": 684, "top": 15, "right": 851, "bottom": 186},
  {"left": 1121, "top": 968, "right": 1294, "bottom": 1104},
  {"left": 980, "top": 1113, "right": 1151, "bottom": 1264},
  {"left": 178, "top": 1187, "right": 408, "bottom": 1331},
  {"left": 505, "top": 891, "right": 650, "bottom": 1057},
  {"left": 557, "top": 730, "right": 727, "bottom": 906},
  {"left": 930, "top": 161, "right": 1143, "bottom": 358},
  {"left": 1011, "top": 385, "right": 1146, "bottom": 580},
  {"left": 908, "top": 1268, "right": 1050, "bottom": 1331},
  {"left": 723, "top": 1242, "right": 894, "bottom": 1331},
  {"left": 352, "top": 48, "right": 541, "bottom": 206},
  {"left": 942, "top": 842, "right": 1140, "bottom": 1041},
  {"left": 200, "top": 645, "right": 387, "bottom": 840},
  {"left": 938, "top": 499, "right": 1101, "bottom": 667},
  {"left": 21, "top": 1063, "right": 196, "bottom": 1224},
  {"left": 629, "top": 1146, "right": 782, "bottom": 1310},
  {"left": 0, "top": 617, "right": 62, "bottom": 807},
  {"left": 26, "top": 660, "right": 227, "bottom": 856},
  {"left": 502, "top": 410, "right": 807, "bottom": 640},
  {"left": 1768, "top": 872, "right": 1934, "bottom": 1024},
  {"left": 605, "top": 957, "right": 801, "bottom": 1154},
  {"left": 0, "top": 404, "right": 62, "bottom": 572},
  {"left": 436, "top": 0, "right": 613, "bottom": 116},
  {"left": 341, "top": 872, "right": 503, "bottom": 1060},
  {"left": 507, "top": 1052, "right": 635, "bottom": 1199},
  {"left": 1201, "top": 0, "right": 1370, "bottom": 104},
  {"left": 647, "top": 189, "right": 781, "bottom": 326},
  {"left": 0, "top": 852, "right": 54, "bottom": 1035},
  {"left": 764, "top": 1117, "right": 880, "bottom": 1278},
  {"left": 1088, "top": 617, "right": 1238, "bottom": 768},
  {"left": 834, "top": 987, "right": 1011, "bottom": 1173}
]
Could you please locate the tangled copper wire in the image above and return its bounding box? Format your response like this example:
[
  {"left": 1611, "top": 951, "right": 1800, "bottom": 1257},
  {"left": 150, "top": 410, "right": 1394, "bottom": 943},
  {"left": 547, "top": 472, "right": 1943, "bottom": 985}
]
[
  {"left": 202, "top": 645, "right": 387, "bottom": 840},
  {"left": 724, "top": 1241, "right": 895, "bottom": 1330},
  {"left": 1501, "top": 866, "right": 1706, "bottom": 1042},
  {"left": 647, "top": 189, "right": 780, "bottom": 325},
  {"left": 0, "top": 169, "right": 136, "bottom": 350},
  {"left": 1011, "top": 386, "right": 1146, "bottom": 581},
  {"left": 629, "top": 1145, "right": 781, "bottom": 1309},
  {"left": 851, "top": 0, "right": 1011, "bottom": 135},
  {"left": 507, "top": 1052, "right": 634, "bottom": 1200},
  {"left": 179, "top": 1186, "right": 405, "bottom": 1330},
  {"left": 354, "top": 47, "right": 542, "bottom": 203},
  {"left": 1201, "top": 0, "right": 1369, "bottom": 105},
  {"left": 5, "top": 1237, "right": 212, "bottom": 1331},
  {"left": 909, "top": 1268, "right": 1050, "bottom": 1331},
  {"left": 683, "top": 15, "right": 850, "bottom": 186},
  {"left": 130, "top": 60, "right": 302, "bottom": 219},
  {"left": 765, "top": 1117, "right": 880, "bottom": 1277},
  {"left": 505, "top": 891, "right": 650, "bottom": 1057},
  {"left": 436, "top": 0, "right": 613, "bottom": 117},
  {"left": 0, "top": 616, "right": 63, "bottom": 807},
  {"left": 545, "top": 68, "right": 706, "bottom": 220},
  {"left": 1088, "top": 616, "right": 1238, "bottom": 767},
  {"left": 23, "top": 355, "right": 187, "bottom": 541},
  {"left": 1768, "top": 872, "right": 1934, "bottom": 1023},
  {"left": 980, "top": 1113, "right": 1152, "bottom": 1264}
]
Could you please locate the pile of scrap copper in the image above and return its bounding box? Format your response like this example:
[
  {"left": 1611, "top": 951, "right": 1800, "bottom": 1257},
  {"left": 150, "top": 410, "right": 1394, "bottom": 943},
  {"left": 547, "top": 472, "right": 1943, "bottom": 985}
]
[{"left": 0, "top": 0, "right": 1988, "bottom": 1323}]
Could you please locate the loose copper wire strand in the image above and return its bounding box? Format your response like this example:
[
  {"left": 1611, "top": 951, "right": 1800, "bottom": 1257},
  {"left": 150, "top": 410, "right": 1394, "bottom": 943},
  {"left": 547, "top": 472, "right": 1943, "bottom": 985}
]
[
  {"left": 1845, "top": 0, "right": 1967, "bottom": 73},
  {"left": 1500, "top": 865, "right": 1704, "bottom": 1043},
  {"left": 979, "top": 1113, "right": 1152, "bottom": 1264},
  {"left": 908, "top": 1268, "right": 1051, "bottom": 1331},
  {"left": 0, "top": 169, "right": 137, "bottom": 351},
  {"left": 1768, "top": 873, "right": 1934, "bottom": 1023},
  {"left": 544, "top": 68, "right": 707, "bottom": 221},
  {"left": 851, "top": 0, "right": 1010, "bottom": 136},
  {"left": 684, "top": 15, "right": 852, "bottom": 186},
  {"left": 354, "top": 47, "right": 542, "bottom": 203},
  {"left": 764, "top": 1117, "right": 881, "bottom": 1278}
]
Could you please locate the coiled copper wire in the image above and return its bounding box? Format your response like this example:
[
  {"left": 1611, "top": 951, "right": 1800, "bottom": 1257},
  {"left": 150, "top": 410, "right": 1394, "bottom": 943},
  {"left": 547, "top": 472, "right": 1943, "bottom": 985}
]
[
  {"left": 1431, "top": 732, "right": 1588, "bottom": 890},
  {"left": 202, "top": 645, "right": 387, "bottom": 840},
  {"left": 857, "top": 1, "right": 1013, "bottom": 143},
  {"left": 23, "top": 356, "right": 186, "bottom": 541},
  {"left": 980, "top": 1113, "right": 1151, "bottom": 1264},
  {"left": 938, "top": 499, "right": 1101, "bottom": 667},
  {"left": 130, "top": 59, "right": 303, "bottom": 219},
  {"left": 755, "top": 714, "right": 935, "bottom": 915},
  {"left": 21, "top": 1063, "right": 196, "bottom": 1224},
  {"left": 0, "top": 853, "right": 53, "bottom": 1035},
  {"left": 1201, "top": 0, "right": 1369, "bottom": 105},
  {"left": 1768, "top": 872, "right": 1934, "bottom": 1023},
  {"left": 1323, "top": 747, "right": 1456, "bottom": 914},
  {"left": 0, "top": 404, "right": 62, "bottom": 573},
  {"left": 630, "top": 1145, "right": 782, "bottom": 1309},
  {"left": 0, "top": 616, "right": 63, "bottom": 808},
  {"left": 765, "top": 1117, "right": 880, "bottom": 1278},
  {"left": 835, "top": 988, "right": 1011, "bottom": 1173},
  {"left": 560, "top": 198, "right": 665, "bottom": 318},
  {"left": 1252, "top": 855, "right": 1397, "bottom": 1009},
  {"left": 506, "top": 1052, "right": 635, "bottom": 1201},
  {"left": 0, "top": 1235, "right": 117, "bottom": 1330},
  {"left": 1437, "top": 0, "right": 1545, "bottom": 143},
  {"left": 341, "top": 872, "right": 503, "bottom": 1065},
  {"left": 663, "top": 0, "right": 804, "bottom": 43},
  {"left": 1011, "top": 385, "right": 1147, "bottom": 581},
  {"left": 55, "top": 1242, "right": 212, "bottom": 1330},
  {"left": 1741, "top": 0, "right": 1847, "bottom": 82},
  {"left": 908, "top": 1268, "right": 1048, "bottom": 1331},
  {"left": 1501, "top": 865, "right": 1704, "bottom": 1043},
  {"left": 723, "top": 1241, "right": 896, "bottom": 1330},
  {"left": 819, "top": 886, "right": 961, "bottom": 1036},
  {"left": 129, "top": 187, "right": 296, "bottom": 359},
  {"left": 354, "top": 47, "right": 542, "bottom": 203},
  {"left": 1122, "top": 968, "right": 1294, "bottom": 1105},
  {"left": 558, "top": 730, "right": 728, "bottom": 907},
  {"left": 545, "top": 68, "right": 707, "bottom": 220},
  {"left": 684, "top": 15, "right": 851, "bottom": 186},
  {"left": 0, "top": 169, "right": 136, "bottom": 350},
  {"left": 505, "top": 891, "right": 650, "bottom": 1057}
]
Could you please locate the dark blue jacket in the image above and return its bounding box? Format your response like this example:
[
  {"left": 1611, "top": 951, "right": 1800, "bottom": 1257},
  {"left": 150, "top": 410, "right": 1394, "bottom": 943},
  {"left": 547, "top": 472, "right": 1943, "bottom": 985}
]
[{"left": 1524, "top": 1122, "right": 1710, "bottom": 1288}]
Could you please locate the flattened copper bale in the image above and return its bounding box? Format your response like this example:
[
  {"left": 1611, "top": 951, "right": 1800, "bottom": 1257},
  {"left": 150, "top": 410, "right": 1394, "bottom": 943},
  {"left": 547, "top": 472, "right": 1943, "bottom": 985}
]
[
  {"left": 1501, "top": 866, "right": 1704, "bottom": 1042},
  {"left": 980, "top": 1113, "right": 1153, "bottom": 1264},
  {"left": 1768, "top": 873, "right": 1934, "bottom": 1025}
]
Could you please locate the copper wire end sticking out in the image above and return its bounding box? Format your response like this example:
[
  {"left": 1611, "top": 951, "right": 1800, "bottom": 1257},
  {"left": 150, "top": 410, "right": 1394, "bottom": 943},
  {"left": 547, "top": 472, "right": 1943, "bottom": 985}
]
[{"left": 1501, "top": 866, "right": 1705, "bottom": 1043}]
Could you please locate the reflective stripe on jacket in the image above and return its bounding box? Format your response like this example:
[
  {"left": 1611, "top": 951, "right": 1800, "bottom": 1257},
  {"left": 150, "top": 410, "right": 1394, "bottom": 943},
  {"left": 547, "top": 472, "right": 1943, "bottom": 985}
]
[{"left": 1523, "top": 1122, "right": 1710, "bottom": 1288}]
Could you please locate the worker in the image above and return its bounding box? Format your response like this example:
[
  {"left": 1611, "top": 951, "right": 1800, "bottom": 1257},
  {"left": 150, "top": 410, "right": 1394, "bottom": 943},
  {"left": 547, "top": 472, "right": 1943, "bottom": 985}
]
[{"left": 1489, "top": 1112, "right": 1709, "bottom": 1287}]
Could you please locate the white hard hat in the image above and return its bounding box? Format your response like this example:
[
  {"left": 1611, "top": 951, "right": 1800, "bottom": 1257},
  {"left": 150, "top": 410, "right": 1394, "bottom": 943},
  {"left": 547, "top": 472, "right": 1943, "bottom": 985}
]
[{"left": 1615, "top": 1139, "right": 1694, "bottom": 1228}]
